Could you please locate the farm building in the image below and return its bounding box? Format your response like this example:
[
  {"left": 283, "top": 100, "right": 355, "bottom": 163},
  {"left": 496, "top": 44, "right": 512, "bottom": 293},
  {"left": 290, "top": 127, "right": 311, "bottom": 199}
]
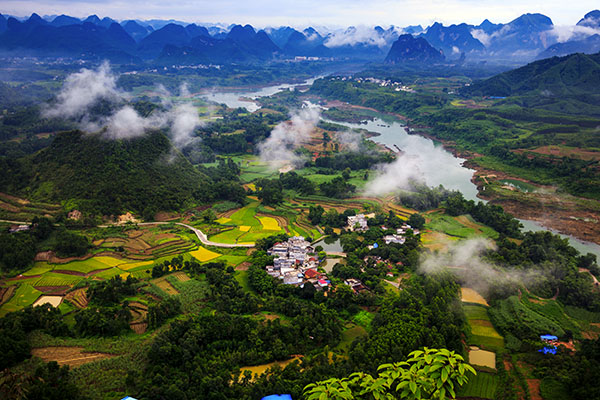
[{"left": 347, "top": 214, "right": 368, "bottom": 232}]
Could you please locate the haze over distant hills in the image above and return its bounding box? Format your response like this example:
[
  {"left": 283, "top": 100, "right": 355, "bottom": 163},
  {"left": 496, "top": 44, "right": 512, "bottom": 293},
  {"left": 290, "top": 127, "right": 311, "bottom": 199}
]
[{"left": 0, "top": 10, "right": 599, "bottom": 65}]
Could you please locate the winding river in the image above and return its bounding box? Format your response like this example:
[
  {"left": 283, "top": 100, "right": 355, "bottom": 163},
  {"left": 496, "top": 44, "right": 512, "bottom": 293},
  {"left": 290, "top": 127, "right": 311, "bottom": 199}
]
[
  {"left": 203, "top": 81, "right": 600, "bottom": 258},
  {"left": 200, "top": 76, "right": 320, "bottom": 112}
]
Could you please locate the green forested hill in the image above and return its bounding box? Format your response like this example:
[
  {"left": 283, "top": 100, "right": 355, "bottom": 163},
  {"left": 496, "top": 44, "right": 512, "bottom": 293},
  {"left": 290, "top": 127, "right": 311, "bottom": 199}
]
[
  {"left": 0, "top": 130, "right": 220, "bottom": 215},
  {"left": 465, "top": 52, "right": 600, "bottom": 99}
]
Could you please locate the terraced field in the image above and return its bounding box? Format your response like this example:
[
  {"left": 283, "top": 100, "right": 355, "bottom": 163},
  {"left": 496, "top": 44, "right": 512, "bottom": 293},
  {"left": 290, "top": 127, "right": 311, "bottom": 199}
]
[
  {"left": 0, "top": 284, "right": 42, "bottom": 316},
  {"left": 458, "top": 371, "right": 498, "bottom": 399},
  {"left": 190, "top": 246, "right": 221, "bottom": 262},
  {"left": 464, "top": 303, "right": 505, "bottom": 351},
  {"left": 211, "top": 201, "right": 285, "bottom": 244},
  {"left": 0, "top": 192, "right": 61, "bottom": 221},
  {"left": 426, "top": 212, "right": 499, "bottom": 239},
  {"left": 94, "top": 226, "right": 196, "bottom": 260}
]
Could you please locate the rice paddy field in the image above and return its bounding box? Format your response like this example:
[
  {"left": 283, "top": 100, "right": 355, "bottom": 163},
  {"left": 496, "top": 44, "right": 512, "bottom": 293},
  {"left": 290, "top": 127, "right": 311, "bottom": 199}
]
[
  {"left": 458, "top": 371, "right": 498, "bottom": 399},
  {"left": 462, "top": 288, "right": 490, "bottom": 306},
  {"left": 0, "top": 284, "right": 42, "bottom": 316},
  {"left": 0, "top": 240, "right": 249, "bottom": 316},
  {"left": 190, "top": 246, "right": 222, "bottom": 262},
  {"left": 210, "top": 201, "right": 285, "bottom": 244},
  {"left": 464, "top": 303, "right": 505, "bottom": 351},
  {"left": 425, "top": 212, "right": 499, "bottom": 240}
]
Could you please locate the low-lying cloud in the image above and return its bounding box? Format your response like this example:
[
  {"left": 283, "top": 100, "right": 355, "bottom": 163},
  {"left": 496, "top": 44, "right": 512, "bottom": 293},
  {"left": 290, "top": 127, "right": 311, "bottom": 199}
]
[
  {"left": 42, "top": 61, "right": 123, "bottom": 119},
  {"left": 419, "top": 238, "right": 547, "bottom": 298},
  {"left": 364, "top": 153, "right": 424, "bottom": 196},
  {"left": 258, "top": 107, "right": 320, "bottom": 170},
  {"left": 550, "top": 24, "right": 600, "bottom": 43},
  {"left": 335, "top": 130, "right": 363, "bottom": 152},
  {"left": 324, "top": 25, "right": 399, "bottom": 48},
  {"left": 44, "top": 63, "right": 202, "bottom": 149}
]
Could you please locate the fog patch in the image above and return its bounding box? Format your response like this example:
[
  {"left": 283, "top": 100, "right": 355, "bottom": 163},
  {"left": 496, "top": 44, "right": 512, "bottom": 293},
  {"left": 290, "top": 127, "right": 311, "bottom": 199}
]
[
  {"left": 550, "top": 24, "right": 600, "bottom": 43},
  {"left": 324, "top": 25, "right": 398, "bottom": 48},
  {"left": 336, "top": 130, "right": 363, "bottom": 152},
  {"left": 419, "top": 238, "right": 547, "bottom": 298},
  {"left": 364, "top": 153, "right": 424, "bottom": 196},
  {"left": 42, "top": 61, "right": 123, "bottom": 119},
  {"left": 44, "top": 63, "right": 203, "bottom": 149},
  {"left": 258, "top": 107, "right": 320, "bottom": 170},
  {"left": 470, "top": 29, "right": 491, "bottom": 47}
]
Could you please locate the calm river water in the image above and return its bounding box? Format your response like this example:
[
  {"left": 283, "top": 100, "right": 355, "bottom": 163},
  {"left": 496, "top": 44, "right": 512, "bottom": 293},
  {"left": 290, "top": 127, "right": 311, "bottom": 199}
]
[{"left": 204, "top": 81, "right": 600, "bottom": 258}]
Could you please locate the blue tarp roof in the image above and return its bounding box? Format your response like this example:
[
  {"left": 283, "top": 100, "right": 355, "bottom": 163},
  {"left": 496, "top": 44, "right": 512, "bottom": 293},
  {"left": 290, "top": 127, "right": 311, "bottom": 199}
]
[
  {"left": 262, "top": 395, "right": 292, "bottom": 400},
  {"left": 539, "top": 346, "right": 557, "bottom": 355},
  {"left": 541, "top": 335, "right": 558, "bottom": 341},
  {"left": 121, "top": 397, "right": 138, "bottom": 400}
]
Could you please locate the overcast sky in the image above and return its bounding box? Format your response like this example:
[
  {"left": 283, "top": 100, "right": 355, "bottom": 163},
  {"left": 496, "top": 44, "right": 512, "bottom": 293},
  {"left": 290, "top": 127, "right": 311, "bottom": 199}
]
[{"left": 2, "top": 0, "right": 598, "bottom": 28}]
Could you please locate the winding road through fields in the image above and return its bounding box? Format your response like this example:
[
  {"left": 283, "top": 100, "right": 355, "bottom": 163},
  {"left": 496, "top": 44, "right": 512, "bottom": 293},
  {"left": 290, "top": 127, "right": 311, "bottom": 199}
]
[
  {"left": 0, "top": 219, "right": 256, "bottom": 249},
  {"left": 136, "top": 222, "right": 255, "bottom": 248}
]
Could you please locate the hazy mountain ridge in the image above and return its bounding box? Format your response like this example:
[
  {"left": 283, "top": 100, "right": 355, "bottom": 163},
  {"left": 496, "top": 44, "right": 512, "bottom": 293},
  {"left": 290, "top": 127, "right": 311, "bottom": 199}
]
[
  {"left": 385, "top": 34, "right": 445, "bottom": 64},
  {"left": 0, "top": 10, "right": 599, "bottom": 64},
  {"left": 464, "top": 51, "right": 600, "bottom": 97}
]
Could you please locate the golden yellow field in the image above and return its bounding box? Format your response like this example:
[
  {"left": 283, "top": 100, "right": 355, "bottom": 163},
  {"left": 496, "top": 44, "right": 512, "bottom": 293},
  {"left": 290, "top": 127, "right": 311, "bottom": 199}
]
[
  {"left": 119, "top": 261, "right": 153, "bottom": 271},
  {"left": 239, "top": 225, "right": 251, "bottom": 232},
  {"left": 258, "top": 217, "right": 280, "bottom": 231},
  {"left": 461, "top": 288, "right": 489, "bottom": 306},
  {"left": 215, "top": 217, "right": 232, "bottom": 224},
  {"left": 190, "top": 246, "right": 221, "bottom": 262},
  {"left": 93, "top": 256, "right": 125, "bottom": 267}
]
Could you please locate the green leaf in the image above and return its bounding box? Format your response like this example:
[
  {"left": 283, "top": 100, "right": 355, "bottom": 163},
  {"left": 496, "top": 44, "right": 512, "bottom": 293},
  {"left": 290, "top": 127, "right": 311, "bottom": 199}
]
[{"left": 441, "top": 367, "right": 448, "bottom": 382}]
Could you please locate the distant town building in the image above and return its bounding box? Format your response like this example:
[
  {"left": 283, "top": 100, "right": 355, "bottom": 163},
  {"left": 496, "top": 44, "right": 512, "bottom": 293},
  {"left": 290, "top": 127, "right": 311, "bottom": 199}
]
[
  {"left": 344, "top": 278, "right": 368, "bottom": 294},
  {"left": 267, "top": 236, "right": 322, "bottom": 286},
  {"left": 67, "top": 209, "right": 82, "bottom": 220},
  {"left": 347, "top": 214, "right": 368, "bottom": 232},
  {"left": 9, "top": 224, "right": 30, "bottom": 233}
]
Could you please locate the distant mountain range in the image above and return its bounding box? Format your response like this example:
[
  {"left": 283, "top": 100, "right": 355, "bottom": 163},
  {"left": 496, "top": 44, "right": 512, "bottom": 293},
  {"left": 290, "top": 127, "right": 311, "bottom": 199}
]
[
  {"left": 385, "top": 34, "right": 445, "bottom": 64},
  {"left": 462, "top": 51, "right": 600, "bottom": 114},
  {"left": 464, "top": 51, "right": 600, "bottom": 96},
  {"left": 0, "top": 10, "right": 599, "bottom": 65}
]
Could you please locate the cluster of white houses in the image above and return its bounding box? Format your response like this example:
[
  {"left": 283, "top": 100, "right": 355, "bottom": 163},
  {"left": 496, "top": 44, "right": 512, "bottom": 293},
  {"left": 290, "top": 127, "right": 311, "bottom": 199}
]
[
  {"left": 346, "top": 214, "right": 369, "bottom": 232},
  {"left": 346, "top": 214, "right": 419, "bottom": 245},
  {"left": 266, "top": 236, "right": 329, "bottom": 288},
  {"left": 382, "top": 223, "right": 419, "bottom": 244}
]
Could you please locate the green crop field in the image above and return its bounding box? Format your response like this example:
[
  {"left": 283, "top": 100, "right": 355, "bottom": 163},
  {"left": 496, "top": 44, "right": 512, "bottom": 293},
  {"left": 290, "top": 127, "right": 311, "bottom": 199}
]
[
  {"left": 33, "top": 272, "right": 83, "bottom": 287},
  {"left": 458, "top": 372, "right": 498, "bottom": 399},
  {"left": 465, "top": 304, "right": 505, "bottom": 350},
  {"left": 426, "top": 213, "right": 498, "bottom": 239},
  {"left": 53, "top": 256, "right": 124, "bottom": 273},
  {"left": 94, "top": 267, "right": 128, "bottom": 280},
  {"left": 211, "top": 201, "right": 285, "bottom": 244},
  {"left": 22, "top": 263, "right": 54, "bottom": 276},
  {"left": 0, "top": 284, "right": 42, "bottom": 316},
  {"left": 353, "top": 310, "right": 375, "bottom": 329},
  {"left": 235, "top": 156, "right": 279, "bottom": 182},
  {"left": 465, "top": 304, "right": 492, "bottom": 320},
  {"left": 337, "top": 325, "right": 367, "bottom": 353},
  {"left": 217, "top": 255, "right": 248, "bottom": 266},
  {"left": 234, "top": 270, "right": 253, "bottom": 293}
]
